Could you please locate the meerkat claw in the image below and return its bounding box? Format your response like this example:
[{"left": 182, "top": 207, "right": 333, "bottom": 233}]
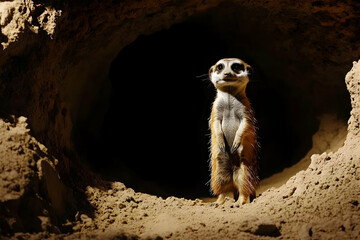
[
  {"left": 231, "top": 203, "right": 239, "bottom": 208},
  {"left": 219, "top": 145, "right": 226, "bottom": 153},
  {"left": 230, "top": 144, "right": 240, "bottom": 153}
]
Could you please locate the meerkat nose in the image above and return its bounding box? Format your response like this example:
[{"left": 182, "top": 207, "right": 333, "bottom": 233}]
[{"left": 224, "top": 72, "right": 233, "bottom": 77}]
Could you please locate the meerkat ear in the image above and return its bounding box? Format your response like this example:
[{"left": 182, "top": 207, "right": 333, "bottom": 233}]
[
  {"left": 209, "top": 66, "right": 214, "bottom": 79},
  {"left": 247, "top": 66, "right": 253, "bottom": 80}
]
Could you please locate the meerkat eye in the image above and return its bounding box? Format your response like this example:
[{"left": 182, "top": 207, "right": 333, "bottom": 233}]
[
  {"left": 216, "top": 64, "right": 224, "bottom": 71},
  {"left": 231, "top": 63, "right": 245, "bottom": 72}
]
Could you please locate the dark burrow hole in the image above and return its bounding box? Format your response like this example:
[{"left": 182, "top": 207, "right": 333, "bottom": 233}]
[{"left": 76, "top": 3, "right": 351, "bottom": 199}]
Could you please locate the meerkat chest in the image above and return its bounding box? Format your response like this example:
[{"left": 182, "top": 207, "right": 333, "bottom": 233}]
[{"left": 216, "top": 92, "right": 246, "bottom": 147}]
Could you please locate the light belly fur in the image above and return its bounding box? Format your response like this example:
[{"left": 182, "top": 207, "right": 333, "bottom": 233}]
[{"left": 222, "top": 116, "right": 240, "bottom": 148}]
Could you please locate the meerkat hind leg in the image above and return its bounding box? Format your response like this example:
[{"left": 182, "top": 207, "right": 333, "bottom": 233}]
[
  {"left": 236, "top": 194, "right": 250, "bottom": 205},
  {"left": 215, "top": 192, "right": 234, "bottom": 205},
  {"left": 233, "top": 163, "right": 250, "bottom": 206}
]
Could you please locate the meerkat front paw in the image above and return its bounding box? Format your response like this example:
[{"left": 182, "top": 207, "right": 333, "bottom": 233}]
[
  {"left": 218, "top": 139, "right": 226, "bottom": 153},
  {"left": 231, "top": 143, "right": 240, "bottom": 153},
  {"left": 231, "top": 143, "right": 243, "bottom": 154},
  {"left": 219, "top": 144, "right": 226, "bottom": 153}
]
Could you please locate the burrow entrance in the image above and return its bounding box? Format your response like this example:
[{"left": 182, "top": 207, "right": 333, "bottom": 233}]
[{"left": 74, "top": 2, "right": 351, "bottom": 199}]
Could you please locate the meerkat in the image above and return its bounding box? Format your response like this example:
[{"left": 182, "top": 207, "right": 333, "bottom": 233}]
[{"left": 208, "top": 58, "right": 259, "bottom": 206}]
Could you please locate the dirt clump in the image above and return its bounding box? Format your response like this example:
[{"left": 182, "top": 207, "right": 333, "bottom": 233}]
[{"left": 0, "top": 115, "right": 74, "bottom": 235}]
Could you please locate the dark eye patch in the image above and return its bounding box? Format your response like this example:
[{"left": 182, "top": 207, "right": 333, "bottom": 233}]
[
  {"left": 216, "top": 64, "right": 224, "bottom": 72},
  {"left": 231, "top": 63, "right": 245, "bottom": 72}
]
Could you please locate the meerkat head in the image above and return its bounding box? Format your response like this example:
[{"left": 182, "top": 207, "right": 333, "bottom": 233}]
[{"left": 209, "top": 58, "right": 252, "bottom": 95}]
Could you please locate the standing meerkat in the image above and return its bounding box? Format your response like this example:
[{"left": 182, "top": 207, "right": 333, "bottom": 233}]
[{"left": 208, "top": 58, "right": 259, "bottom": 206}]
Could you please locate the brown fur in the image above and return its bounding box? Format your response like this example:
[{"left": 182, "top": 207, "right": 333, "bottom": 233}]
[{"left": 210, "top": 104, "right": 259, "bottom": 199}]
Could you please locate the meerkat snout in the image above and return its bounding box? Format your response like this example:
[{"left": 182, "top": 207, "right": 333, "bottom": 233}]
[{"left": 224, "top": 72, "right": 234, "bottom": 77}]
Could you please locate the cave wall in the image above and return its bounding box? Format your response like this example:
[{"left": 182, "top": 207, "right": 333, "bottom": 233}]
[
  {"left": 0, "top": 0, "right": 359, "bottom": 181},
  {"left": 0, "top": 0, "right": 221, "bottom": 175}
]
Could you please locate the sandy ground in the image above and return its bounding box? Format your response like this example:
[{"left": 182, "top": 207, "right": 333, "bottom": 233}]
[{"left": 1, "top": 60, "right": 360, "bottom": 239}]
